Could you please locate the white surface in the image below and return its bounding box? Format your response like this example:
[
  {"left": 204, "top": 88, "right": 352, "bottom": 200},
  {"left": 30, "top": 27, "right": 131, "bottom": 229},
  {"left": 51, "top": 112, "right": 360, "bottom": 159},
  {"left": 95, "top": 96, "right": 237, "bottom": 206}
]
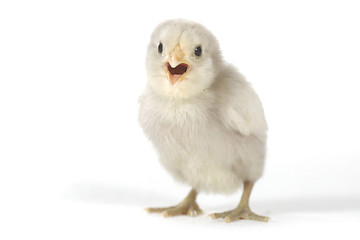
[{"left": 1, "top": 0, "right": 360, "bottom": 239}]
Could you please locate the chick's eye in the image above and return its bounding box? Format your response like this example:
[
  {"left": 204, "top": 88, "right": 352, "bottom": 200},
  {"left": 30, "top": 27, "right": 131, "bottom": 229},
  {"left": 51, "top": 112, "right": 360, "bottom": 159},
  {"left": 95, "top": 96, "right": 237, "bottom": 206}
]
[
  {"left": 158, "top": 43, "right": 163, "bottom": 53},
  {"left": 194, "top": 46, "right": 202, "bottom": 56}
]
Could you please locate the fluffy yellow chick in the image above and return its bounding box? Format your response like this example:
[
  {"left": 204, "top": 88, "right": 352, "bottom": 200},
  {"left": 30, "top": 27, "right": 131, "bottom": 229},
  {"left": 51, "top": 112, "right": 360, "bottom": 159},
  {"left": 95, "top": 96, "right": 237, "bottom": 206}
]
[{"left": 139, "top": 19, "right": 269, "bottom": 222}]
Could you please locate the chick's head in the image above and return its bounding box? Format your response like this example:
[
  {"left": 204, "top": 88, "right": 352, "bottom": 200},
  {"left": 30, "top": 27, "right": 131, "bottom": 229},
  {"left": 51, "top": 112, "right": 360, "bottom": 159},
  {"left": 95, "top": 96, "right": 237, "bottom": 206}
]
[{"left": 146, "top": 19, "right": 222, "bottom": 99}]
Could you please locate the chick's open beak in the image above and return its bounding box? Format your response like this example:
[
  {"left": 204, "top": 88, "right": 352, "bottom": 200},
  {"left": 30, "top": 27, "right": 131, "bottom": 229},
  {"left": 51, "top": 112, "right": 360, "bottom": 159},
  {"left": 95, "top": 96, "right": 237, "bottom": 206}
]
[{"left": 166, "top": 45, "right": 190, "bottom": 85}]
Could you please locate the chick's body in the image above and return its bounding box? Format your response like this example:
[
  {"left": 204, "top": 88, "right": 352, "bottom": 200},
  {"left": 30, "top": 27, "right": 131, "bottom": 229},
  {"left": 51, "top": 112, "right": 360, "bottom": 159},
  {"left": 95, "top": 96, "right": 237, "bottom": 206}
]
[
  {"left": 139, "top": 19, "right": 268, "bottom": 222},
  {"left": 139, "top": 65, "right": 266, "bottom": 194}
]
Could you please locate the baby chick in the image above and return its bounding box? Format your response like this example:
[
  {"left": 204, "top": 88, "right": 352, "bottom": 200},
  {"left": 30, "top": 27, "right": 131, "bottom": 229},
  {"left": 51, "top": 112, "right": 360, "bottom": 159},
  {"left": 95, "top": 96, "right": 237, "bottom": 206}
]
[{"left": 139, "top": 19, "right": 269, "bottom": 222}]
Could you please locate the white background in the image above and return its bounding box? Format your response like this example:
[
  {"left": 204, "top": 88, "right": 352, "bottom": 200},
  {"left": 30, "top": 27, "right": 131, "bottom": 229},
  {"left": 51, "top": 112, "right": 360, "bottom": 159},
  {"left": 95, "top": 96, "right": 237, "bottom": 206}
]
[{"left": 1, "top": 0, "right": 360, "bottom": 239}]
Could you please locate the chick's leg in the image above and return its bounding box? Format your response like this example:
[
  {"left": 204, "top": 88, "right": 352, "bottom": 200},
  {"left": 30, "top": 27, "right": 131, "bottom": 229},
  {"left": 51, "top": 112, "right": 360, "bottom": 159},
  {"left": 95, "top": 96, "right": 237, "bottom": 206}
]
[
  {"left": 145, "top": 189, "right": 202, "bottom": 217},
  {"left": 210, "top": 181, "right": 269, "bottom": 223}
]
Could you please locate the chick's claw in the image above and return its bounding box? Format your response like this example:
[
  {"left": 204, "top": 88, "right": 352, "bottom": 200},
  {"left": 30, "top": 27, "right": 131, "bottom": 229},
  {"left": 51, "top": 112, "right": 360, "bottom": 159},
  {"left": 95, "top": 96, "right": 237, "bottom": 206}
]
[
  {"left": 146, "top": 202, "right": 202, "bottom": 217},
  {"left": 164, "top": 203, "right": 202, "bottom": 217},
  {"left": 145, "top": 207, "right": 172, "bottom": 213},
  {"left": 211, "top": 207, "right": 269, "bottom": 223},
  {"left": 145, "top": 189, "right": 202, "bottom": 217},
  {"left": 209, "top": 181, "right": 270, "bottom": 223},
  {"left": 209, "top": 210, "right": 232, "bottom": 219}
]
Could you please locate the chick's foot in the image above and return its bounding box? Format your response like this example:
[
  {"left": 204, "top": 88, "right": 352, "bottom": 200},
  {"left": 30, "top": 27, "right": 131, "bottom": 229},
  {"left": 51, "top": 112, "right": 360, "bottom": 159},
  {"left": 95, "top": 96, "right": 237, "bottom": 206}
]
[
  {"left": 209, "top": 181, "right": 269, "bottom": 223},
  {"left": 145, "top": 189, "right": 202, "bottom": 217},
  {"left": 210, "top": 206, "right": 269, "bottom": 223}
]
